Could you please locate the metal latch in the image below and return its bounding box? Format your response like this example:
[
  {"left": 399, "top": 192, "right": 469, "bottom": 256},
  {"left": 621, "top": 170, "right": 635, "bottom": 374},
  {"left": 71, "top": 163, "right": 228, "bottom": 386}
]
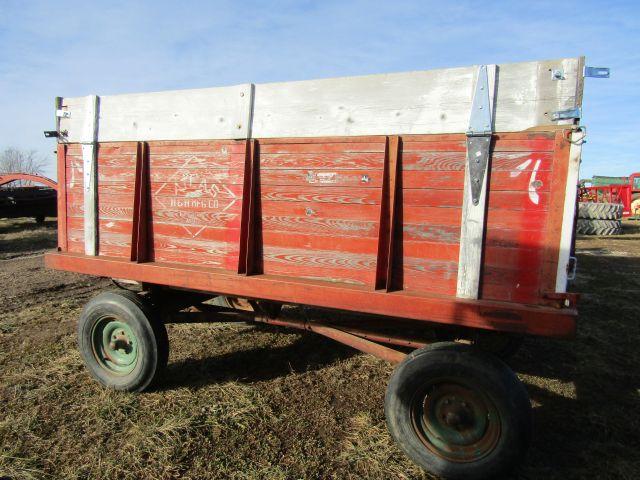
[
  {"left": 466, "top": 65, "right": 493, "bottom": 205},
  {"left": 584, "top": 66, "right": 610, "bottom": 78},
  {"left": 567, "top": 256, "right": 578, "bottom": 281},
  {"left": 56, "top": 109, "right": 70, "bottom": 118},
  {"left": 551, "top": 107, "right": 581, "bottom": 121}
]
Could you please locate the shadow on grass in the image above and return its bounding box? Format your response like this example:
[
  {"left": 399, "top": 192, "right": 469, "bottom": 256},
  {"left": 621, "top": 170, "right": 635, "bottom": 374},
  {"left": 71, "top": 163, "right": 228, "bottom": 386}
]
[
  {"left": 510, "top": 249, "right": 640, "bottom": 478},
  {"left": 0, "top": 219, "right": 57, "bottom": 258},
  {"left": 160, "top": 330, "right": 356, "bottom": 390},
  {"left": 0, "top": 218, "right": 57, "bottom": 234}
]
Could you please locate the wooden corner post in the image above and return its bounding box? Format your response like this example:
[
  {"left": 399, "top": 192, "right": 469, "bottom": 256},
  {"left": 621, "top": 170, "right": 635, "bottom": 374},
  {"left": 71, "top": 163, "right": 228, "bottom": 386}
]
[{"left": 81, "top": 94, "right": 100, "bottom": 256}]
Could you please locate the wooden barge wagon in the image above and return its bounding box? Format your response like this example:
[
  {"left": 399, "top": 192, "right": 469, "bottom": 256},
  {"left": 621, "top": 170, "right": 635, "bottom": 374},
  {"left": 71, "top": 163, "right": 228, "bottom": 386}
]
[{"left": 45, "top": 56, "right": 596, "bottom": 479}]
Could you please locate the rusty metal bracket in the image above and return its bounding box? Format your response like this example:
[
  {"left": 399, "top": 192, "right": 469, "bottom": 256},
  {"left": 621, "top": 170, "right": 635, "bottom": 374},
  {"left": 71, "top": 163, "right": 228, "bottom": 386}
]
[{"left": 543, "top": 292, "right": 580, "bottom": 308}]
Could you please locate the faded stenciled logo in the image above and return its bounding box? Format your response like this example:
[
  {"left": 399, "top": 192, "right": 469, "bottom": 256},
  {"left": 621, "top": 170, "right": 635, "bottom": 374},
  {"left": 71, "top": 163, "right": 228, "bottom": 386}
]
[
  {"left": 153, "top": 156, "right": 238, "bottom": 238},
  {"left": 306, "top": 171, "right": 338, "bottom": 184}
]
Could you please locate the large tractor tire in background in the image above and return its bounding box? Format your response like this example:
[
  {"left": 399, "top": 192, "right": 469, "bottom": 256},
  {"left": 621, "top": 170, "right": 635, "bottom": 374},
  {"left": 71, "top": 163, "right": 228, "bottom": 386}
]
[
  {"left": 576, "top": 219, "right": 622, "bottom": 236},
  {"left": 578, "top": 202, "right": 623, "bottom": 220}
]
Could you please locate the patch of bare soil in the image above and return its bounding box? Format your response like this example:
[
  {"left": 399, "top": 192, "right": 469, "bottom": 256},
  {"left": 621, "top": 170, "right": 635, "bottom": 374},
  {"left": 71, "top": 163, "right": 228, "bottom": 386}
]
[{"left": 1, "top": 218, "right": 639, "bottom": 479}]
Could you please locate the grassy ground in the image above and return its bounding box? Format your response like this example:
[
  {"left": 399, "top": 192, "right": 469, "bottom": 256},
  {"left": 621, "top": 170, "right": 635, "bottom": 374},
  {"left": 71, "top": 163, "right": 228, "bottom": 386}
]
[{"left": 1, "top": 217, "right": 639, "bottom": 479}]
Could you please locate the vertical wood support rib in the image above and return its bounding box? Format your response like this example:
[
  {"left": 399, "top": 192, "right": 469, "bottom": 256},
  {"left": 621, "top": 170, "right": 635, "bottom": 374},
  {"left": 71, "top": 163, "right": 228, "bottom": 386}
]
[
  {"left": 456, "top": 65, "right": 496, "bottom": 300},
  {"left": 56, "top": 143, "right": 68, "bottom": 252},
  {"left": 238, "top": 139, "right": 259, "bottom": 275},
  {"left": 131, "top": 142, "right": 150, "bottom": 262},
  {"left": 82, "top": 94, "right": 100, "bottom": 256},
  {"left": 375, "top": 136, "right": 401, "bottom": 291}
]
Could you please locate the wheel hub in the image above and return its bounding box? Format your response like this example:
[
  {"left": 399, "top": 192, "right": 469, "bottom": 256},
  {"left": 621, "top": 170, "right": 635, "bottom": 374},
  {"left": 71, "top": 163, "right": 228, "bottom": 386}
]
[
  {"left": 411, "top": 380, "right": 501, "bottom": 463},
  {"left": 91, "top": 317, "right": 139, "bottom": 375}
]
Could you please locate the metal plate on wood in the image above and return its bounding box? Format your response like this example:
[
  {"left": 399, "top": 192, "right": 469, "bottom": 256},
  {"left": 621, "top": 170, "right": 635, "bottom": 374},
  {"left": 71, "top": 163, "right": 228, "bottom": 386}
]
[{"left": 466, "top": 136, "right": 491, "bottom": 206}]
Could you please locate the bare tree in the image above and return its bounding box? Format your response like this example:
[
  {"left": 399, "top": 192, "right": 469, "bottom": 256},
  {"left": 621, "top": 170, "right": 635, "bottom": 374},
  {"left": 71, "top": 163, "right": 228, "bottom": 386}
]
[{"left": 0, "top": 148, "right": 46, "bottom": 187}]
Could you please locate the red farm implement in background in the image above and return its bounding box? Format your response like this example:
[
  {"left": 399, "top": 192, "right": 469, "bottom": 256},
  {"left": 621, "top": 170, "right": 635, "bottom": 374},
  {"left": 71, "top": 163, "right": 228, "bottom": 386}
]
[
  {"left": 43, "top": 56, "right": 609, "bottom": 479},
  {"left": 0, "top": 173, "right": 57, "bottom": 223},
  {"left": 579, "top": 172, "right": 640, "bottom": 217}
]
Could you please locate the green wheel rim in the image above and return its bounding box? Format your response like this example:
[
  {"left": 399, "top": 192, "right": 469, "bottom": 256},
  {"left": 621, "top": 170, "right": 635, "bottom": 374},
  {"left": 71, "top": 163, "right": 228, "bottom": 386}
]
[
  {"left": 410, "top": 378, "right": 501, "bottom": 463},
  {"left": 91, "top": 316, "right": 139, "bottom": 375}
]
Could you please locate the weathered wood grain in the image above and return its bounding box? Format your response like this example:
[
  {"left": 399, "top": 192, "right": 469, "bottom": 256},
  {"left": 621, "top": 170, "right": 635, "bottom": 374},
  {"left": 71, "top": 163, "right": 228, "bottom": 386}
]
[
  {"left": 81, "top": 94, "right": 99, "bottom": 256},
  {"left": 59, "top": 58, "right": 582, "bottom": 142},
  {"left": 60, "top": 84, "right": 254, "bottom": 142},
  {"left": 61, "top": 126, "right": 574, "bottom": 307}
]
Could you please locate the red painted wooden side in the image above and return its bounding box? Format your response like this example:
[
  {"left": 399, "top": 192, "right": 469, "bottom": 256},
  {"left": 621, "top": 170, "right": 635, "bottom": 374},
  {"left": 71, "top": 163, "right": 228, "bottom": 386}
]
[
  {"left": 62, "top": 131, "right": 565, "bottom": 306},
  {"left": 66, "top": 140, "right": 245, "bottom": 270},
  {"left": 397, "top": 132, "right": 556, "bottom": 299},
  {"left": 257, "top": 139, "right": 386, "bottom": 285}
]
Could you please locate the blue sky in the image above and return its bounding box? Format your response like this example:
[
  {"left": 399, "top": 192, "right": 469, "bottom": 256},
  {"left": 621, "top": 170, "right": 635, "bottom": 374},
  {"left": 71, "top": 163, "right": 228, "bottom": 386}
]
[{"left": 0, "top": 0, "right": 637, "bottom": 179}]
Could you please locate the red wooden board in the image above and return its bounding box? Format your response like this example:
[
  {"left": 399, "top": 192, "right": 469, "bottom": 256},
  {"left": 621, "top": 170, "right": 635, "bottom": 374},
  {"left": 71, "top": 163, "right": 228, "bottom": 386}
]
[{"left": 61, "top": 131, "right": 566, "bottom": 305}]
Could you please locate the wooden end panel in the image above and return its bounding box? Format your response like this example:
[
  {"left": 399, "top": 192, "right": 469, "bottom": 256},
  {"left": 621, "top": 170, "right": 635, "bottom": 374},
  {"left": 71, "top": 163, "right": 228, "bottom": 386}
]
[
  {"left": 480, "top": 131, "right": 561, "bottom": 303},
  {"left": 398, "top": 132, "right": 557, "bottom": 301}
]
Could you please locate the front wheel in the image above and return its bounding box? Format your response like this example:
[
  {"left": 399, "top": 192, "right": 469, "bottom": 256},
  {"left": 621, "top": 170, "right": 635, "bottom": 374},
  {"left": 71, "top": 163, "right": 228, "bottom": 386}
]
[
  {"left": 78, "top": 290, "right": 169, "bottom": 392},
  {"left": 385, "top": 343, "right": 532, "bottom": 480}
]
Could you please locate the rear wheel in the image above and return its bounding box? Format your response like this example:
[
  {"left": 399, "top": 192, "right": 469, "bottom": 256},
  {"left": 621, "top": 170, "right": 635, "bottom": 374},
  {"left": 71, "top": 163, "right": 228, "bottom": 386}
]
[
  {"left": 385, "top": 343, "right": 532, "bottom": 480},
  {"left": 78, "top": 290, "right": 169, "bottom": 392}
]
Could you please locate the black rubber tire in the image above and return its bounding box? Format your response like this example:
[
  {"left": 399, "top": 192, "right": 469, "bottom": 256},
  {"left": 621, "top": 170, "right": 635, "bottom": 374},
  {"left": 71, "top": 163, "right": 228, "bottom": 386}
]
[
  {"left": 576, "top": 218, "right": 622, "bottom": 235},
  {"left": 385, "top": 343, "right": 532, "bottom": 480},
  {"left": 434, "top": 329, "right": 524, "bottom": 360},
  {"left": 577, "top": 202, "right": 623, "bottom": 220},
  {"left": 78, "top": 290, "right": 169, "bottom": 392}
]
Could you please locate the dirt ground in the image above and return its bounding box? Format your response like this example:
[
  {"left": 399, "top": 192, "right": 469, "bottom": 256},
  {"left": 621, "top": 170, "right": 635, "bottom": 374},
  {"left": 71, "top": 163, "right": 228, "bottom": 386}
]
[{"left": 1, "top": 218, "right": 639, "bottom": 480}]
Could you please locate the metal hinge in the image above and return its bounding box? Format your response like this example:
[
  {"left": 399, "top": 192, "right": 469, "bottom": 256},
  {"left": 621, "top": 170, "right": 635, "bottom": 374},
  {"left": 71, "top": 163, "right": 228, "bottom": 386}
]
[
  {"left": 584, "top": 66, "right": 610, "bottom": 78},
  {"left": 551, "top": 107, "right": 581, "bottom": 121},
  {"left": 466, "top": 65, "right": 493, "bottom": 205}
]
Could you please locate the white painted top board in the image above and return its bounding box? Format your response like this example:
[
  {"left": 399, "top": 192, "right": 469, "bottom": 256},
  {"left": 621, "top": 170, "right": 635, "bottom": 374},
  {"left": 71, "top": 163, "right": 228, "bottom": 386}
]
[{"left": 58, "top": 57, "right": 584, "bottom": 142}]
